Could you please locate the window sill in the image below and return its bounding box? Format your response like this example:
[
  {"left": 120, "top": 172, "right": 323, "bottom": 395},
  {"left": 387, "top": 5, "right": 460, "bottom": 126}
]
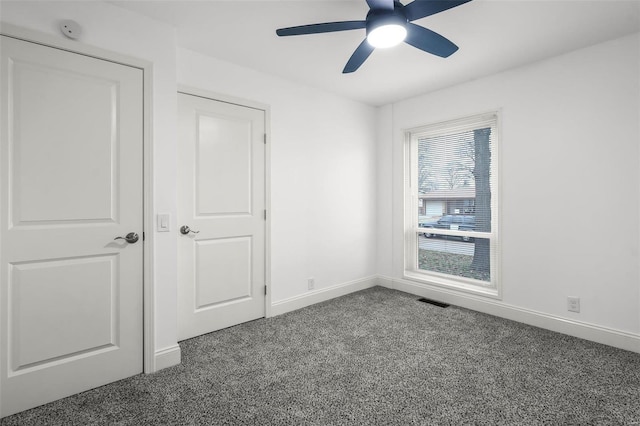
[{"left": 403, "top": 270, "right": 501, "bottom": 299}]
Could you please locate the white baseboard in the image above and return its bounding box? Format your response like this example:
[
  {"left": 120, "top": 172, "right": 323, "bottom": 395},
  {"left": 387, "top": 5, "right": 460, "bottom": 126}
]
[
  {"left": 270, "top": 275, "right": 378, "bottom": 317},
  {"left": 154, "top": 274, "right": 638, "bottom": 374},
  {"left": 153, "top": 344, "right": 181, "bottom": 372},
  {"left": 380, "top": 275, "right": 640, "bottom": 354}
]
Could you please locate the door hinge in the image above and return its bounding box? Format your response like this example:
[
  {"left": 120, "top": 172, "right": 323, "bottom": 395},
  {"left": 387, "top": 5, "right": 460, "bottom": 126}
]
[
  {"left": 264, "top": 209, "right": 267, "bottom": 220},
  {"left": 264, "top": 285, "right": 267, "bottom": 295},
  {"left": 263, "top": 133, "right": 267, "bottom": 144},
  {"left": 143, "top": 232, "right": 145, "bottom": 241}
]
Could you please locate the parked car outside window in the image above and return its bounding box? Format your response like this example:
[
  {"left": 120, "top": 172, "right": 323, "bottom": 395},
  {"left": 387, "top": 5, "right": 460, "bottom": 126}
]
[{"left": 419, "top": 215, "right": 475, "bottom": 242}]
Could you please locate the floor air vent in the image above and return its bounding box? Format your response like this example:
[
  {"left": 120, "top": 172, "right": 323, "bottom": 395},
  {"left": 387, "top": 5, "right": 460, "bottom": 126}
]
[{"left": 418, "top": 298, "right": 450, "bottom": 308}]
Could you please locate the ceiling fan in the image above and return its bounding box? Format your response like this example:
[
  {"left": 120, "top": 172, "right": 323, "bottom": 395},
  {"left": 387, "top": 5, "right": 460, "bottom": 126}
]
[{"left": 276, "top": 0, "right": 472, "bottom": 73}]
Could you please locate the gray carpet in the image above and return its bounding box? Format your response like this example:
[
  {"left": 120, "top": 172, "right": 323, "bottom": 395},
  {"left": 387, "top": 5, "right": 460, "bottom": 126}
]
[{"left": 2, "top": 286, "right": 639, "bottom": 425}]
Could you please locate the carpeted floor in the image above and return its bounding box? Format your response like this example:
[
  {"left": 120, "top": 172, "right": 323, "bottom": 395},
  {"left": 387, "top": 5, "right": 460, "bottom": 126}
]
[{"left": 2, "top": 286, "right": 640, "bottom": 425}]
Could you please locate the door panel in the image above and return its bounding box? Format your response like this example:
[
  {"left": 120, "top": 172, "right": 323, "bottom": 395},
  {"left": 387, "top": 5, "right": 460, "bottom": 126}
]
[
  {"left": 195, "top": 236, "right": 253, "bottom": 308},
  {"left": 10, "top": 255, "right": 117, "bottom": 369},
  {"left": 178, "top": 93, "right": 265, "bottom": 341},
  {"left": 0, "top": 36, "right": 143, "bottom": 417},
  {"left": 11, "top": 61, "right": 117, "bottom": 223},
  {"left": 196, "top": 113, "right": 252, "bottom": 215}
]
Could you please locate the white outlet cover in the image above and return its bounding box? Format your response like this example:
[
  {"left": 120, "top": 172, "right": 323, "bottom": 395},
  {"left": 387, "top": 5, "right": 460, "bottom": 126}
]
[{"left": 567, "top": 297, "right": 580, "bottom": 313}]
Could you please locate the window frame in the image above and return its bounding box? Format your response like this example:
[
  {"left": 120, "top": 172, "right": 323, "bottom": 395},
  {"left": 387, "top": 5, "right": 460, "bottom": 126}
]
[{"left": 403, "top": 112, "right": 501, "bottom": 298}]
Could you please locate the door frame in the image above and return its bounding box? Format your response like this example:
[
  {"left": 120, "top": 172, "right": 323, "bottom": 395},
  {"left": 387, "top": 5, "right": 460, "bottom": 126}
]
[
  {"left": 0, "top": 23, "right": 156, "bottom": 393},
  {"left": 177, "top": 85, "right": 272, "bottom": 319}
]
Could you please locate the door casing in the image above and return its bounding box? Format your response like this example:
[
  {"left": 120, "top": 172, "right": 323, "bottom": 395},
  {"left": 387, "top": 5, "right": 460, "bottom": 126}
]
[{"left": 0, "top": 23, "right": 156, "bottom": 417}]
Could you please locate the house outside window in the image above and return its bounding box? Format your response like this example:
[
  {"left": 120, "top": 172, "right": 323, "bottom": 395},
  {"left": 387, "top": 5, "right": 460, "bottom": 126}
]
[{"left": 404, "top": 112, "right": 500, "bottom": 297}]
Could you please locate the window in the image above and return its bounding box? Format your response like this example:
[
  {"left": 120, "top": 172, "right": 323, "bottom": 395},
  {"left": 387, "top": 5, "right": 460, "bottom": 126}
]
[{"left": 405, "top": 113, "right": 500, "bottom": 297}]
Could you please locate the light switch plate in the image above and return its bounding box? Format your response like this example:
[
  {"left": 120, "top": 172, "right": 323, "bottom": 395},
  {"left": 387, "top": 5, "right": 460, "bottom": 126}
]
[{"left": 157, "top": 213, "right": 171, "bottom": 232}]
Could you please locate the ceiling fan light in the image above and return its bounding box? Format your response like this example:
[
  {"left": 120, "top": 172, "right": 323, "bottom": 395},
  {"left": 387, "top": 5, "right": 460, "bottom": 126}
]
[{"left": 367, "top": 24, "right": 407, "bottom": 48}]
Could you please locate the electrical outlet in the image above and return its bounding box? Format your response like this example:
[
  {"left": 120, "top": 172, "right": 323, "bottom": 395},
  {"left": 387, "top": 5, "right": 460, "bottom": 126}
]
[
  {"left": 307, "top": 277, "right": 315, "bottom": 291},
  {"left": 567, "top": 296, "right": 580, "bottom": 313}
]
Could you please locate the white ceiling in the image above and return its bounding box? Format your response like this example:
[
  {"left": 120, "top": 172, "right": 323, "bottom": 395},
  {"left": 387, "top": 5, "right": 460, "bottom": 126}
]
[{"left": 112, "top": 0, "right": 640, "bottom": 106}]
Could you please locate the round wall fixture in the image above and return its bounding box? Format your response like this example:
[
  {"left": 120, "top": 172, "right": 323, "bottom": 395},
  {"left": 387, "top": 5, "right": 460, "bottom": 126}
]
[{"left": 60, "top": 20, "right": 82, "bottom": 40}]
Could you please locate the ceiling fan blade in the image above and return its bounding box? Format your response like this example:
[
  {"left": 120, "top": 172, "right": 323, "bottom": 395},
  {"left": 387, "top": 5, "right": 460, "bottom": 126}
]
[
  {"left": 343, "top": 39, "right": 375, "bottom": 73},
  {"left": 404, "top": 0, "right": 472, "bottom": 22},
  {"left": 404, "top": 23, "right": 458, "bottom": 57},
  {"left": 276, "top": 21, "right": 366, "bottom": 36},
  {"left": 366, "top": 0, "right": 394, "bottom": 11}
]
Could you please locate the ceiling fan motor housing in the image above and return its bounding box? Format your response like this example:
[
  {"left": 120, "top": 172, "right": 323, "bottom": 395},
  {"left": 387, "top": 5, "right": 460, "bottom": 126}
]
[{"left": 365, "top": 2, "right": 409, "bottom": 36}]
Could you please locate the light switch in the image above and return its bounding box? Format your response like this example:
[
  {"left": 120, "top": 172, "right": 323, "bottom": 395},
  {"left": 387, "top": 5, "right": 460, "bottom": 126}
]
[{"left": 157, "top": 213, "right": 171, "bottom": 232}]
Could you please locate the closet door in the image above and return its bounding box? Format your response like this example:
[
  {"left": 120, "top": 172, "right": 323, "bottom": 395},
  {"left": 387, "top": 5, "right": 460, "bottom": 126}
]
[{"left": 177, "top": 92, "right": 266, "bottom": 341}]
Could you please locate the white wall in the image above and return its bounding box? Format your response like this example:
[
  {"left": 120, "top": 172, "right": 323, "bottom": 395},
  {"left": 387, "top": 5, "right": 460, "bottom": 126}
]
[
  {"left": 0, "top": 1, "right": 179, "bottom": 364},
  {"left": 1, "top": 1, "right": 380, "bottom": 365},
  {"left": 0, "top": 0, "right": 379, "bottom": 362},
  {"left": 380, "top": 33, "right": 640, "bottom": 342},
  {"left": 177, "top": 48, "right": 378, "bottom": 304},
  {"left": 376, "top": 104, "right": 394, "bottom": 278}
]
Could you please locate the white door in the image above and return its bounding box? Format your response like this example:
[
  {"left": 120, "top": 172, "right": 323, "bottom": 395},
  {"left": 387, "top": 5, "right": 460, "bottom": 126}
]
[
  {"left": 177, "top": 92, "right": 265, "bottom": 341},
  {"left": 0, "top": 36, "right": 143, "bottom": 417}
]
